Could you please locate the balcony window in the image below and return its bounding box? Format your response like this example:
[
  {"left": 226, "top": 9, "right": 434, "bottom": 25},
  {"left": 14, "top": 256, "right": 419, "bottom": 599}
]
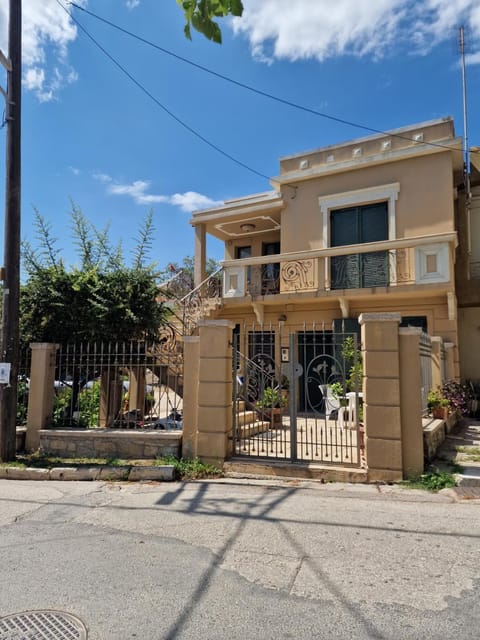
[{"left": 331, "top": 202, "right": 389, "bottom": 289}]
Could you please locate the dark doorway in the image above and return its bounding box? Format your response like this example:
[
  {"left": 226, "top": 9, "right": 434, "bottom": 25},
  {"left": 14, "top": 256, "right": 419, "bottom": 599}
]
[{"left": 262, "top": 242, "right": 280, "bottom": 294}]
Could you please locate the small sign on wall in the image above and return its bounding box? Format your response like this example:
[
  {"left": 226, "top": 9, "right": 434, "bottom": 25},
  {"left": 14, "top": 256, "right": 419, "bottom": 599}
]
[
  {"left": 281, "top": 347, "right": 289, "bottom": 363},
  {"left": 0, "top": 363, "right": 11, "bottom": 384}
]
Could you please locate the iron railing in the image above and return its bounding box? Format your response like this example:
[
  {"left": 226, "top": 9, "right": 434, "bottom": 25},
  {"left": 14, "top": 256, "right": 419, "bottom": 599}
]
[
  {"left": 420, "top": 332, "right": 432, "bottom": 415},
  {"left": 180, "top": 268, "right": 223, "bottom": 335},
  {"left": 17, "top": 347, "right": 31, "bottom": 426},
  {"left": 53, "top": 339, "right": 184, "bottom": 430}
]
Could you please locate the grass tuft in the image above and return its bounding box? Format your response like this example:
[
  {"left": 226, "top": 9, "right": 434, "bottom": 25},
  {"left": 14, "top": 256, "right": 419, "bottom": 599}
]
[
  {"left": 155, "top": 456, "right": 222, "bottom": 480},
  {"left": 402, "top": 468, "right": 457, "bottom": 492}
]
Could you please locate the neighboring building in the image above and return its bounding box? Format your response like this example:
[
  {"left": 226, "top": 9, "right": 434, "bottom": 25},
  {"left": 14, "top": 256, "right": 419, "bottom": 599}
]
[
  {"left": 456, "top": 151, "right": 480, "bottom": 381},
  {"left": 190, "top": 117, "right": 472, "bottom": 380}
]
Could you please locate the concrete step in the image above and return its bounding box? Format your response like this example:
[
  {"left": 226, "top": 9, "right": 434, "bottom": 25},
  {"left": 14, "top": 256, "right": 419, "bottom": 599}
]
[
  {"left": 236, "top": 410, "right": 260, "bottom": 427},
  {"left": 456, "top": 465, "right": 480, "bottom": 487},
  {"left": 224, "top": 459, "right": 368, "bottom": 483},
  {"left": 236, "top": 421, "right": 271, "bottom": 439}
]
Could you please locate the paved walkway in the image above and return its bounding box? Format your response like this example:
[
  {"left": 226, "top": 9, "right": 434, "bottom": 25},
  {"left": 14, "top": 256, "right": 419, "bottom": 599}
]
[{"left": 433, "top": 417, "right": 480, "bottom": 491}]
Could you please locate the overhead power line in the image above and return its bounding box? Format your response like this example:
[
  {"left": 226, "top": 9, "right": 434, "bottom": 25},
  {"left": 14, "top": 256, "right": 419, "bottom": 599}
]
[
  {"left": 67, "top": 1, "right": 475, "bottom": 156},
  {"left": 56, "top": 0, "right": 270, "bottom": 180}
]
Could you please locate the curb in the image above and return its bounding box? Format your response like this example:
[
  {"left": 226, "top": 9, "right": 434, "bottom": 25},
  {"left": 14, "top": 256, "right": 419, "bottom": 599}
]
[{"left": 0, "top": 464, "right": 175, "bottom": 482}]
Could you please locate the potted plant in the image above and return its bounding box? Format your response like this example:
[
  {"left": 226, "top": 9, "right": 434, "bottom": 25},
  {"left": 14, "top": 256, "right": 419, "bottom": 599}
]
[
  {"left": 427, "top": 388, "right": 450, "bottom": 420},
  {"left": 256, "top": 386, "right": 288, "bottom": 428}
]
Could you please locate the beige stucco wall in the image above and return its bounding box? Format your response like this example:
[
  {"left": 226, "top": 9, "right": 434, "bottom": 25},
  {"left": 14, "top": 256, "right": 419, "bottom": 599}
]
[
  {"left": 280, "top": 153, "right": 455, "bottom": 254},
  {"left": 458, "top": 307, "right": 480, "bottom": 380}
]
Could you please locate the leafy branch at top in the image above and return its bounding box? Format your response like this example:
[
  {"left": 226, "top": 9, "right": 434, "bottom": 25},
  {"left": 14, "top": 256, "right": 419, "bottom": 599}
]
[{"left": 177, "top": 0, "right": 243, "bottom": 43}]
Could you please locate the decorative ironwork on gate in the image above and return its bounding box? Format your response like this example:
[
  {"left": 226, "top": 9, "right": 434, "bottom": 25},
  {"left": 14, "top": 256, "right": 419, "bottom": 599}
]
[{"left": 232, "top": 324, "right": 363, "bottom": 467}]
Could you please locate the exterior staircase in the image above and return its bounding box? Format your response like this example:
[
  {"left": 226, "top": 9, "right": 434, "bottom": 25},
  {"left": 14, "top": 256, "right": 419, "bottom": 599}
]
[
  {"left": 235, "top": 399, "right": 270, "bottom": 438},
  {"left": 154, "top": 269, "right": 225, "bottom": 399}
]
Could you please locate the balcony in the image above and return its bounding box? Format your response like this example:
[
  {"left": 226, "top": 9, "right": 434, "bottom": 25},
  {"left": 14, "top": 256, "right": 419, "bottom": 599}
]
[{"left": 221, "top": 232, "right": 456, "bottom": 299}]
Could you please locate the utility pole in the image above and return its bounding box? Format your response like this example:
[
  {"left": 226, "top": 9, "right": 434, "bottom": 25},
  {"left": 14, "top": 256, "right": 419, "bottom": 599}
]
[
  {"left": 459, "top": 25, "right": 472, "bottom": 263},
  {"left": 0, "top": 0, "right": 22, "bottom": 461}
]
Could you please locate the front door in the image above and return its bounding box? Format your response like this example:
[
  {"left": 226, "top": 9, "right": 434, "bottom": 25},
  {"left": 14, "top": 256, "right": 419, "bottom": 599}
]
[{"left": 298, "top": 330, "right": 339, "bottom": 413}]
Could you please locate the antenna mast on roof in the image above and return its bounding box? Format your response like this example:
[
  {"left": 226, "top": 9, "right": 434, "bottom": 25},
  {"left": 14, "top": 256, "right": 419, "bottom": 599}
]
[{"left": 459, "top": 25, "right": 472, "bottom": 261}]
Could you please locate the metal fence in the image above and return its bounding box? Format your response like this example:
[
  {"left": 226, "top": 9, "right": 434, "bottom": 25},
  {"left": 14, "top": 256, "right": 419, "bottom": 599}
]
[
  {"left": 232, "top": 323, "right": 363, "bottom": 467},
  {"left": 16, "top": 347, "right": 31, "bottom": 426},
  {"left": 53, "top": 335, "right": 184, "bottom": 430},
  {"left": 419, "top": 332, "right": 432, "bottom": 415}
]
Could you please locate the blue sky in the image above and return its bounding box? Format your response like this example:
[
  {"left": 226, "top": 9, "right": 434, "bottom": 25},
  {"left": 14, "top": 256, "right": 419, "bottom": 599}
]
[{"left": 0, "top": 0, "right": 480, "bottom": 274}]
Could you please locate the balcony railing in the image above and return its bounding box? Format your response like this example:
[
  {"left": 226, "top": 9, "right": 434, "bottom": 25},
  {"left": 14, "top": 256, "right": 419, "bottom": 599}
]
[{"left": 221, "top": 232, "right": 456, "bottom": 299}]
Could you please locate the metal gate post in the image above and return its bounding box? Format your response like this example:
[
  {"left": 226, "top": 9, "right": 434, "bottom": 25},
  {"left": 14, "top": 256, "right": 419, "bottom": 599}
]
[{"left": 289, "top": 333, "right": 297, "bottom": 460}]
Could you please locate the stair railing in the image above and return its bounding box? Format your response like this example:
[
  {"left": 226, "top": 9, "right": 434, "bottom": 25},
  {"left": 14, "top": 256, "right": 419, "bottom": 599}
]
[{"left": 179, "top": 267, "right": 223, "bottom": 336}]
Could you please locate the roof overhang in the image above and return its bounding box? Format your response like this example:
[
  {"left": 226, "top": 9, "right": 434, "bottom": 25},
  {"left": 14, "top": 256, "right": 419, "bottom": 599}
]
[{"left": 190, "top": 192, "right": 284, "bottom": 241}]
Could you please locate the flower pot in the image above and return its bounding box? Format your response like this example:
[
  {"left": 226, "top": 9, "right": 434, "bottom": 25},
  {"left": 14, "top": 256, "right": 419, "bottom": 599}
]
[
  {"left": 432, "top": 406, "right": 449, "bottom": 420},
  {"left": 257, "top": 407, "right": 284, "bottom": 428}
]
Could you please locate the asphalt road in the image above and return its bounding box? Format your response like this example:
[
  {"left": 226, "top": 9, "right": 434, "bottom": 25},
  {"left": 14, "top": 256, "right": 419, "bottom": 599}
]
[{"left": 0, "top": 478, "right": 479, "bottom": 639}]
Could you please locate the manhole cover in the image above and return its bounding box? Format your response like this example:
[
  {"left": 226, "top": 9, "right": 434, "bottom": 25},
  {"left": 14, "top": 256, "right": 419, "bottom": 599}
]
[{"left": 0, "top": 610, "right": 87, "bottom": 640}]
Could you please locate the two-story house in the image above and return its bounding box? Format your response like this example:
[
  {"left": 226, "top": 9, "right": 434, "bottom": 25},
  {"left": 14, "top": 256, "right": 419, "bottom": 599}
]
[{"left": 190, "top": 117, "right": 468, "bottom": 382}]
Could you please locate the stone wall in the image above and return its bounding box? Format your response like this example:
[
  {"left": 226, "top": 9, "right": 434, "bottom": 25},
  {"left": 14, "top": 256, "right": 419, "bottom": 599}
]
[{"left": 39, "top": 429, "right": 181, "bottom": 460}]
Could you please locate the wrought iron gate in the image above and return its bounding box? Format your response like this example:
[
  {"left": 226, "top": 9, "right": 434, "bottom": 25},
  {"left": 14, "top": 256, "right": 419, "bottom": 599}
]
[{"left": 232, "top": 325, "right": 363, "bottom": 467}]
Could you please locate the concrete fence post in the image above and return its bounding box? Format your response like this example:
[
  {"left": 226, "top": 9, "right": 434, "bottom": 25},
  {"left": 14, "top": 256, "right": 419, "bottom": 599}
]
[
  {"left": 399, "top": 327, "right": 424, "bottom": 477},
  {"left": 195, "top": 320, "right": 234, "bottom": 467},
  {"left": 444, "top": 342, "right": 455, "bottom": 382},
  {"left": 430, "top": 336, "right": 443, "bottom": 390},
  {"left": 182, "top": 336, "right": 200, "bottom": 460},
  {"left": 359, "top": 313, "right": 403, "bottom": 483},
  {"left": 26, "top": 343, "right": 59, "bottom": 452}
]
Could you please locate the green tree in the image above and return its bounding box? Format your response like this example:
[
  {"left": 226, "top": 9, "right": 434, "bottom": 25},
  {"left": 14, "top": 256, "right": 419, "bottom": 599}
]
[
  {"left": 20, "top": 205, "right": 170, "bottom": 346},
  {"left": 177, "top": 0, "right": 243, "bottom": 43}
]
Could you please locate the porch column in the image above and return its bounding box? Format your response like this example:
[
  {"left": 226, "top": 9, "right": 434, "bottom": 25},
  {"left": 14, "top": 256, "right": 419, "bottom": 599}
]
[
  {"left": 196, "top": 320, "right": 234, "bottom": 466},
  {"left": 399, "top": 327, "right": 424, "bottom": 477},
  {"left": 182, "top": 336, "right": 200, "bottom": 459},
  {"left": 194, "top": 223, "right": 206, "bottom": 287},
  {"left": 360, "top": 312, "right": 403, "bottom": 482},
  {"left": 26, "top": 343, "right": 59, "bottom": 452}
]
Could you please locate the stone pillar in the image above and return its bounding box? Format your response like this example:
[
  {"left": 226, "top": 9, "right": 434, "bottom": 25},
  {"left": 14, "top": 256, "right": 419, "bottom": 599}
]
[
  {"left": 359, "top": 313, "right": 403, "bottom": 483},
  {"left": 182, "top": 336, "right": 200, "bottom": 460},
  {"left": 26, "top": 343, "right": 59, "bottom": 452},
  {"left": 399, "top": 327, "right": 424, "bottom": 478},
  {"left": 196, "top": 320, "right": 234, "bottom": 466},
  {"left": 444, "top": 342, "right": 455, "bottom": 382},
  {"left": 430, "top": 336, "right": 443, "bottom": 389},
  {"left": 194, "top": 223, "right": 206, "bottom": 288}
]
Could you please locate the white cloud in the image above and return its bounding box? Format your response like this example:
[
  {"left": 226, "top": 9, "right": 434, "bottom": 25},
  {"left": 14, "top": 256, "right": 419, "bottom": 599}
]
[
  {"left": 126, "top": 0, "right": 141, "bottom": 9},
  {"left": 69, "top": 166, "right": 81, "bottom": 175},
  {"left": 0, "top": 0, "right": 83, "bottom": 101},
  {"left": 93, "top": 174, "right": 223, "bottom": 212},
  {"left": 233, "top": 0, "right": 480, "bottom": 63}
]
